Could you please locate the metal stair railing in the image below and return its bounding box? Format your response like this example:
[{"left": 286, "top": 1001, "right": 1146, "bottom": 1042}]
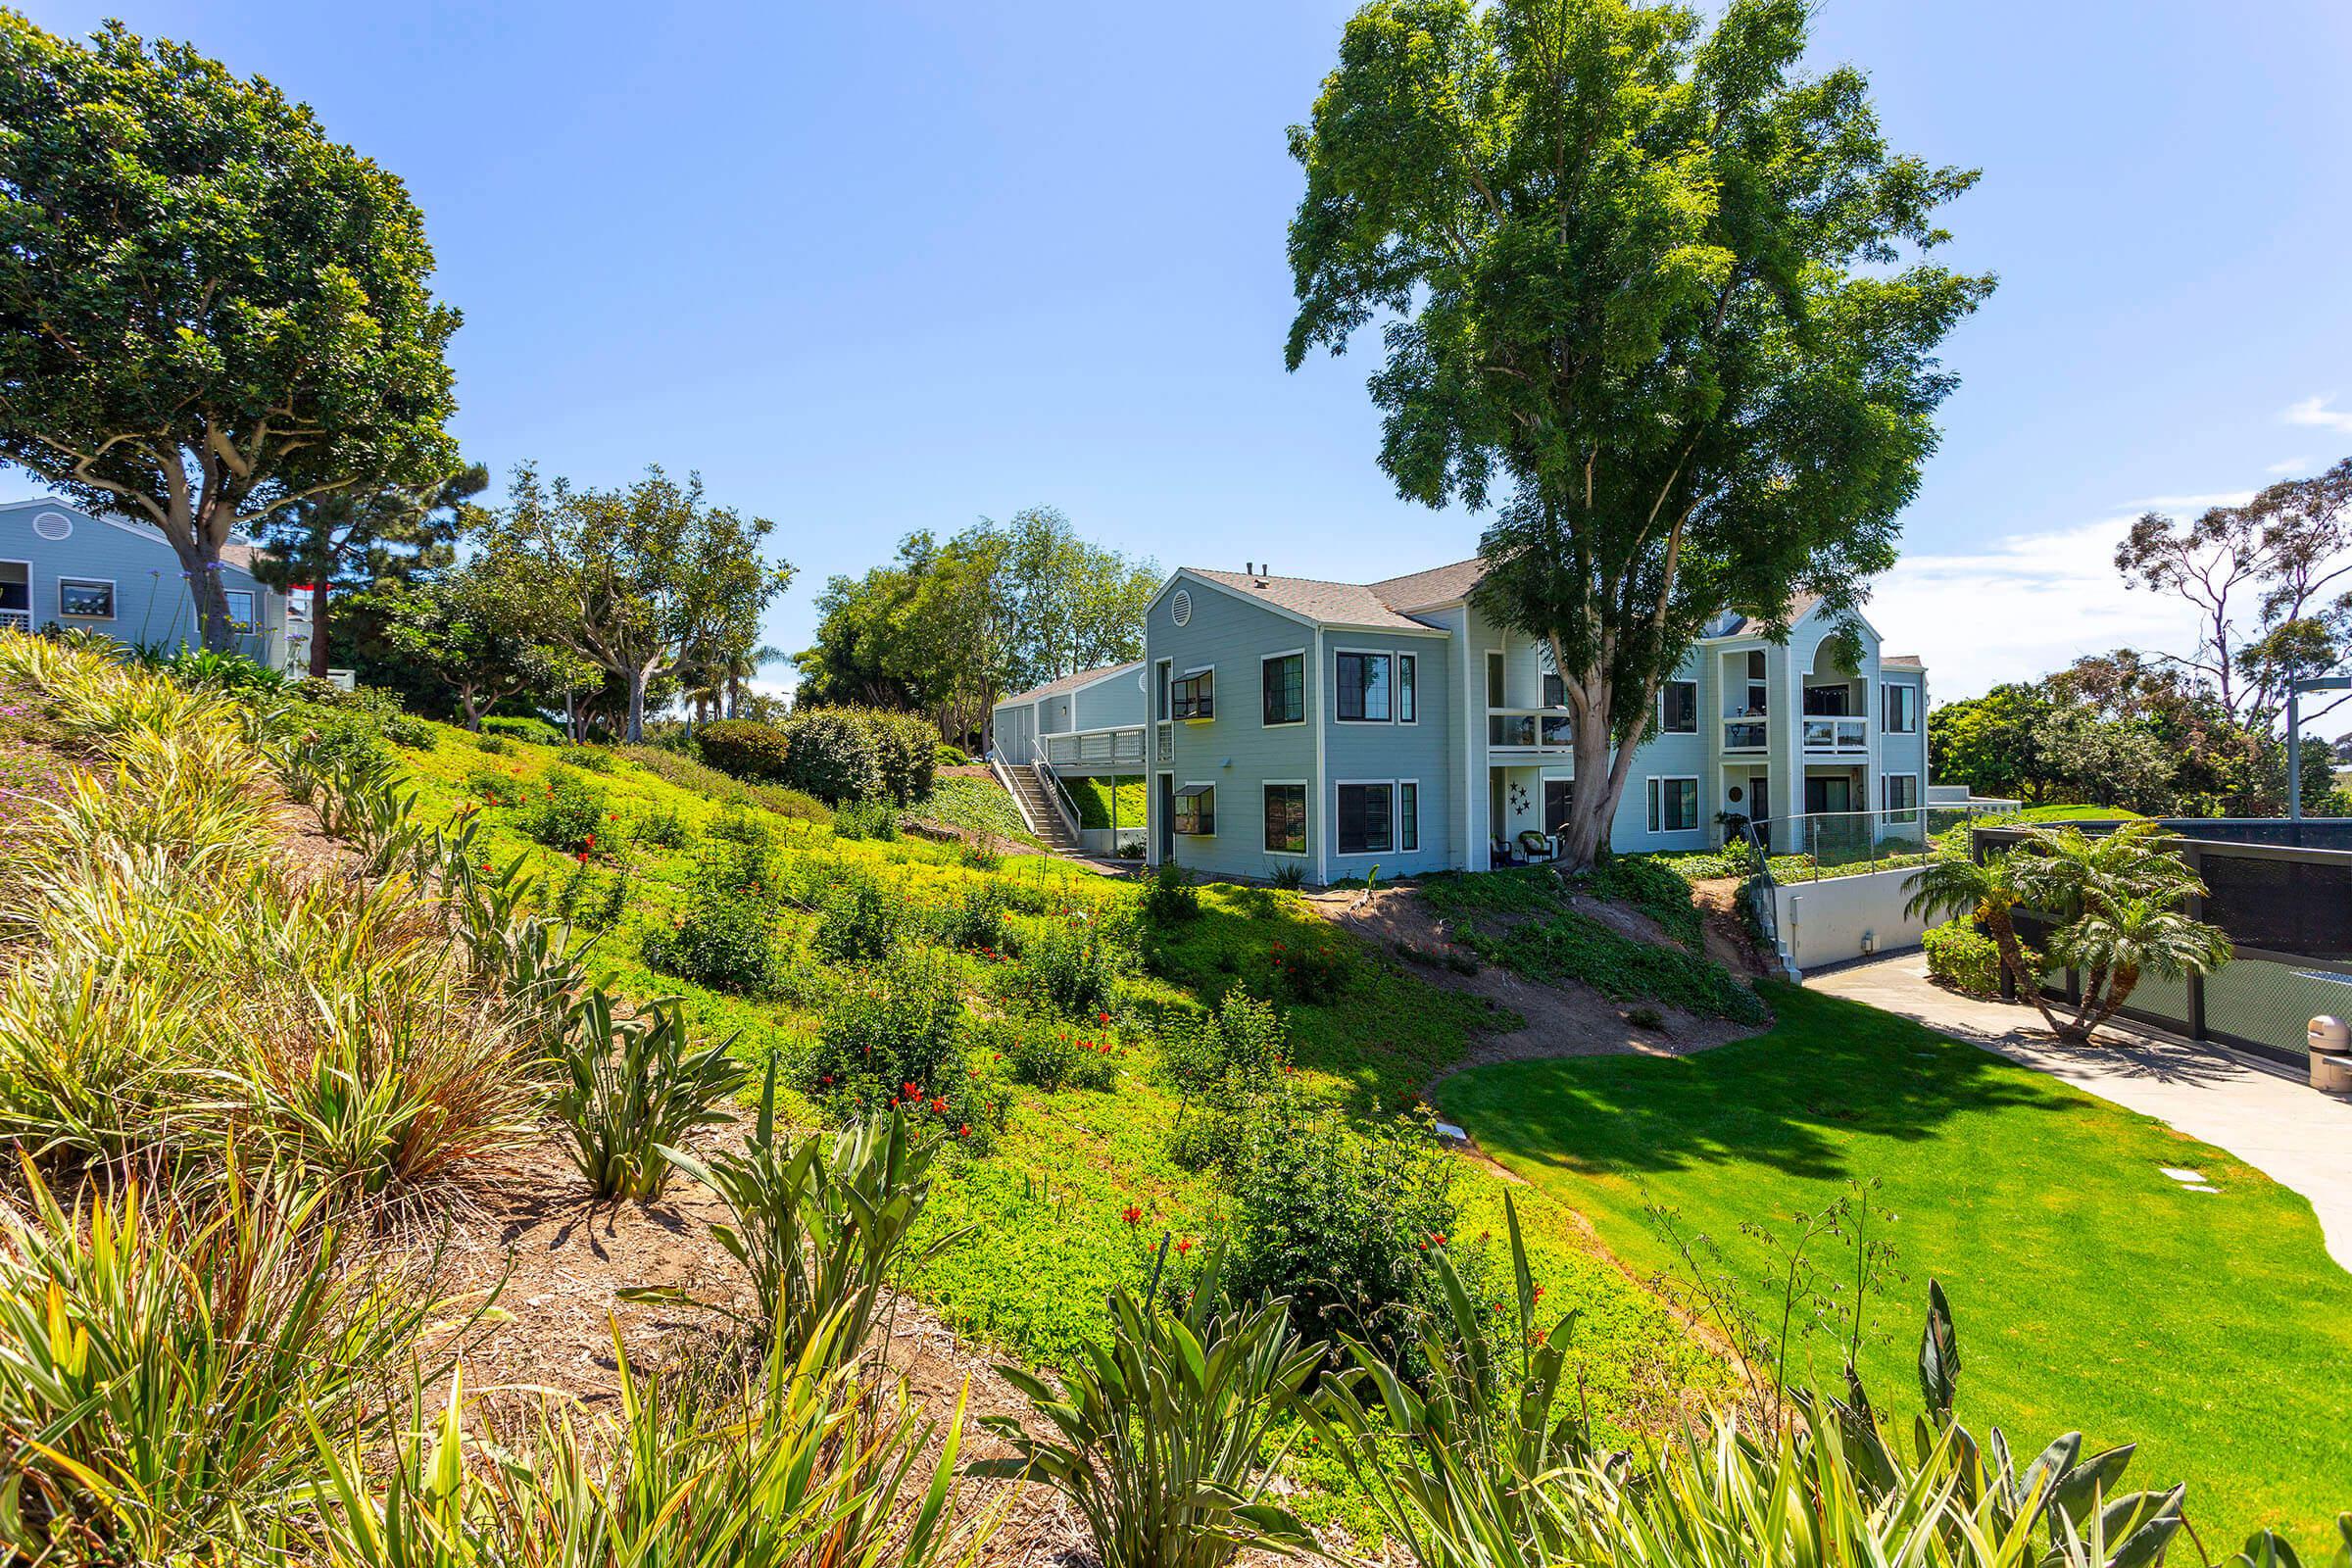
[{"left": 1033, "top": 759, "right": 1084, "bottom": 845}]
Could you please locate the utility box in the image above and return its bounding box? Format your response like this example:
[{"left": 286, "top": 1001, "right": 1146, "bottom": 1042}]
[{"left": 2310, "top": 1016, "right": 2352, "bottom": 1094}]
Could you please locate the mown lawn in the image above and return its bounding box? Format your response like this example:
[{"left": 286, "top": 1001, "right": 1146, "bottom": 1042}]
[{"left": 1440, "top": 984, "right": 2352, "bottom": 1548}]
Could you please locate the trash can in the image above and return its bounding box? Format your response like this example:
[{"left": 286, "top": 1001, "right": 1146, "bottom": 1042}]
[{"left": 2310, "top": 1016, "right": 2352, "bottom": 1094}]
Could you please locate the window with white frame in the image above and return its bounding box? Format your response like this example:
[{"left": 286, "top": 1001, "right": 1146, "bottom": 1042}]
[
  {"left": 1155, "top": 660, "right": 1172, "bottom": 721},
  {"left": 1398, "top": 781, "right": 1418, "bottom": 851},
  {"left": 1660, "top": 679, "right": 1698, "bottom": 733},
  {"left": 1884, "top": 773, "right": 1919, "bottom": 815},
  {"left": 58, "top": 578, "right": 114, "bottom": 618},
  {"left": 1173, "top": 783, "right": 1214, "bottom": 835},
  {"left": 1336, "top": 782, "right": 1395, "bottom": 855},
  {"left": 1261, "top": 653, "right": 1304, "bottom": 725},
  {"left": 1397, "top": 654, "right": 1416, "bottom": 722},
  {"left": 223, "top": 589, "right": 256, "bottom": 630},
  {"left": 1883, "top": 682, "right": 1919, "bottom": 734},
  {"left": 1262, "top": 783, "right": 1306, "bottom": 855},
  {"left": 1336, "top": 652, "right": 1392, "bottom": 722},
  {"left": 1647, "top": 776, "right": 1699, "bottom": 833}
]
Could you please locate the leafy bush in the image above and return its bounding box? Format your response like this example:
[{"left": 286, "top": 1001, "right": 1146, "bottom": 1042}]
[
  {"left": 938, "top": 879, "right": 1013, "bottom": 954},
  {"left": 698, "top": 717, "right": 793, "bottom": 780},
  {"left": 811, "top": 868, "right": 910, "bottom": 965},
  {"left": 832, "top": 796, "right": 901, "bottom": 841},
  {"left": 999, "top": 912, "right": 1134, "bottom": 1018},
  {"left": 935, "top": 742, "right": 970, "bottom": 767},
  {"left": 481, "top": 713, "right": 565, "bottom": 746},
  {"left": 778, "top": 708, "right": 883, "bottom": 801},
  {"left": 1163, "top": 991, "right": 1288, "bottom": 1171},
  {"left": 806, "top": 950, "right": 965, "bottom": 1113},
  {"left": 643, "top": 840, "right": 782, "bottom": 994},
  {"left": 557, "top": 742, "right": 615, "bottom": 772},
  {"left": 1272, "top": 861, "right": 1306, "bottom": 891},
  {"left": 975, "top": 1241, "right": 1319, "bottom": 1568},
  {"left": 1144, "top": 860, "right": 1200, "bottom": 923},
  {"left": 1228, "top": 1096, "right": 1459, "bottom": 1368},
  {"left": 1259, "top": 928, "right": 1355, "bottom": 1004},
  {"left": 473, "top": 730, "right": 510, "bottom": 755},
  {"left": 990, "top": 1014, "right": 1121, "bottom": 1093},
  {"left": 518, "top": 768, "right": 610, "bottom": 855},
  {"left": 380, "top": 710, "right": 438, "bottom": 749},
  {"left": 552, "top": 991, "right": 744, "bottom": 1200},
  {"left": 636, "top": 800, "right": 693, "bottom": 849},
  {"left": 1923, "top": 917, "right": 2042, "bottom": 997}
]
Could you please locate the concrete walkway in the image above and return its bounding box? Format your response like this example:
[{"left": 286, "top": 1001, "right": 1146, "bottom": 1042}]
[{"left": 1809, "top": 950, "right": 2352, "bottom": 1270}]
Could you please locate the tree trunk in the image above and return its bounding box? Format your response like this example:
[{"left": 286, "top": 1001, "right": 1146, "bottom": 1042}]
[
  {"left": 167, "top": 533, "right": 235, "bottom": 653},
  {"left": 1984, "top": 903, "right": 2070, "bottom": 1039},
  {"left": 626, "top": 665, "right": 651, "bottom": 745},
  {"left": 309, "top": 579, "right": 331, "bottom": 678}
]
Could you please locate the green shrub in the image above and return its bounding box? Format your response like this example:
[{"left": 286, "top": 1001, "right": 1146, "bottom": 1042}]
[
  {"left": 938, "top": 879, "right": 1012, "bottom": 954},
  {"left": 1229, "top": 1096, "right": 1458, "bottom": 1369},
  {"left": 859, "top": 709, "right": 936, "bottom": 805},
  {"left": 698, "top": 717, "right": 792, "bottom": 780},
  {"left": 636, "top": 801, "right": 693, "bottom": 850},
  {"left": 551, "top": 990, "right": 744, "bottom": 1200},
  {"left": 1144, "top": 860, "right": 1200, "bottom": 923},
  {"left": 473, "top": 731, "right": 510, "bottom": 755},
  {"left": 1259, "top": 928, "right": 1355, "bottom": 1004},
  {"left": 557, "top": 743, "right": 615, "bottom": 772},
  {"left": 1923, "top": 918, "right": 2041, "bottom": 997},
  {"left": 643, "top": 841, "right": 781, "bottom": 993},
  {"left": 811, "top": 868, "right": 909, "bottom": 966},
  {"left": 989, "top": 1014, "right": 1120, "bottom": 1093},
  {"left": 381, "top": 710, "right": 438, "bottom": 749},
  {"left": 482, "top": 713, "right": 564, "bottom": 746},
  {"left": 935, "top": 743, "right": 970, "bottom": 767},
  {"left": 778, "top": 709, "right": 882, "bottom": 801},
  {"left": 806, "top": 950, "right": 965, "bottom": 1113},
  {"left": 1163, "top": 991, "right": 1288, "bottom": 1171},
  {"left": 1271, "top": 862, "right": 1306, "bottom": 891},
  {"left": 519, "top": 769, "right": 610, "bottom": 855},
  {"left": 832, "top": 797, "right": 901, "bottom": 841},
  {"left": 999, "top": 912, "right": 1134, "bottom": 1018}
]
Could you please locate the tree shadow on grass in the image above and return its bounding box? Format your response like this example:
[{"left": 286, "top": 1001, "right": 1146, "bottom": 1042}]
[{"left": 1441, "top": 984, "right": 2089, "bottom": 1183}]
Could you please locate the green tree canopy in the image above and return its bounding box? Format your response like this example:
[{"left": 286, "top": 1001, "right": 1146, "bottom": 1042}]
[
  {"left": 249, "top": 465, "right": 486, "bottom": 676},
  {"left": 371, "top": 554, "right": 597, "bottom": 730},
  {"left": 478, "top": 465, "right": 792, "bottom": 743},
  {"left": 0, "top": 16, "right": 461, "bottom": 649},
  {"left": 1286, "top": 0, "right": 1991, "bottom": 863}
]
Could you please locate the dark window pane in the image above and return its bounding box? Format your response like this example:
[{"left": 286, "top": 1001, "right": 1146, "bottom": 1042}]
[
  {"left": 1262, "top": 654, "right": 1303, "bottom": 724},
  {"left": 1399, "top": 782, "right": 1417, "bottom": 851},
  {"left": 1338, "top": 783, "right": 1394, "bottom": 855},
  {"left": 1398, "top": 656, "right": 1415, "bottom": 722},
  {"left": 1544, "top": 779, "right": 1575, "bottom": 834},
  {"left": 1263, "top": 783, "right": 1305, "bottom": 854}
]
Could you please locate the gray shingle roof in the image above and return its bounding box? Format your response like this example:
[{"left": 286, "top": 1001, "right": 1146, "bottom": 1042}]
[
  {"left": 1186, "top": 568, "right": 1434, "bottom": 630},
  {"left": 1734, "top": 593, "right": 1822, "bottom": 635},
  {"left": 995, "top": 661, "right": 1142, "bottom": 710},
  {"left": 1883, "top": 653, "right": 1923, "bottom": 667},
  {"left": 1368, "top": 557, "right": 1489, "bottom": 611}
]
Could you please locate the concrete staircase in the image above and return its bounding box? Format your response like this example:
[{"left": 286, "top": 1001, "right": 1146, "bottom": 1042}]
[{"left": 1004, "top": 763, "right": 1081, "bottom": 853}]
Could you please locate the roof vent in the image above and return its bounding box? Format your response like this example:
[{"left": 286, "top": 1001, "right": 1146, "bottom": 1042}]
[
  {"left": 1171, "top": 588, "right": 1192, "bottom": 627},
  {"left": 31, "top": 511, "right": 73, "bottom": 541}
]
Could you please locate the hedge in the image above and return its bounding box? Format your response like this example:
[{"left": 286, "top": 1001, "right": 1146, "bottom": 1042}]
[
  {"left": 481, "top": 713, "right": 565, "bottom": 747},
  {"left": 695, "top": 709, "right": 938, "bottom": 806},
  {"left": 1922, "top": 918, "right": 2043, "bottom": 998}
]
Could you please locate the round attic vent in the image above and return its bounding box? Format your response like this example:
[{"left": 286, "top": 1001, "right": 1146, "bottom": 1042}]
[
  {"left": 1171, "top": 588, "right": 1192, "bottom": 626},
  {"left": 31, "top": 511, "right": 73, "bottom": 542}
]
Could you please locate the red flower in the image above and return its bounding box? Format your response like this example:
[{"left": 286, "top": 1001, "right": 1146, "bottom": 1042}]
[
  {"left": 575, "top": 852, "right": 589, "bottom": 863},
  {"left": 958, "top": 1123, "right": 971, "bottom": 1138},
  {"left": 585, "top": 832, "right": 596, "bottom": 847},
  {"left": 1120, "top": 1204, "right": 1142, "bottom": 1227},
  {"left": 1431, "top": 1232, "right": 1448, "bottom": 1248},
  {"left": 1176, "top": 1236, "right": 1194, "bottom": 1255},
  {"left": 1098, "top": 1011, "right": 1110, "bottom": 1024},
  {"left": 930, "top": 1097, "right": 948, "bottom": 1114},
  {"left": 820, "top": 1074, "right": 833, "bottom": 1086}
]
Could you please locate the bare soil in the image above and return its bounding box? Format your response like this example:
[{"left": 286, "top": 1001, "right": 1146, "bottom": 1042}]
[{"left": 1307, "top": 884, "right": 1766, "bottom": 1088}]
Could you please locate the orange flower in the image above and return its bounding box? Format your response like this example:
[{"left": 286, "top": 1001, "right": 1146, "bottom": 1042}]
[{"left": 1120, "top": 1204, "right": 1142, "bottom": 1226}]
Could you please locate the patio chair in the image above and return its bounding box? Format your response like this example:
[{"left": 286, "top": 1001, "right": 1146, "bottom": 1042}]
[{"left": 1518, "top": 829, "right": 1554, "bottom": 861}]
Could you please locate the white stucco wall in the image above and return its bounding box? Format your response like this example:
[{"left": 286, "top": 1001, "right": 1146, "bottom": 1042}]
[{"left": 1773, "top": 864, "right": 1934, "bottom": 970}]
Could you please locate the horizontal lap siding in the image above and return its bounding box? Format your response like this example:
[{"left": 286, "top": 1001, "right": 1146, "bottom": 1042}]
[
  {"left": 1146, "top": 580, "right": 1317, "bottom": 883},
  {"left": 0, "top": 503, "right": 286, "bottom": 665},
  {"left": 1072, "top": 669, "right": 1146, "bottom": 732},
  {"left": 1322, "top": 630, "right": 1454, "bottom": 880}
]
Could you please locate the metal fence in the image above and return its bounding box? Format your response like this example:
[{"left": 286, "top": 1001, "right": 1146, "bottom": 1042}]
[
  {"left": 1758, "top": 804, "right": 2014, "bottom": 880},
  {"left": 1979, "top": 818, "right": 2352, "bottom": 1067}
]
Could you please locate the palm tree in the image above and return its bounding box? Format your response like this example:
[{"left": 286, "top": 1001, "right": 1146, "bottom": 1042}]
[
  {"left": 1904, "top": 846, "right": 2068, "bottom": 1038},
  {"left": 2049, "top": 893, "right": 2233, "bottom": 1044},
  {"left": 725, "top": 644, "right": 787, "bottom": 719}
]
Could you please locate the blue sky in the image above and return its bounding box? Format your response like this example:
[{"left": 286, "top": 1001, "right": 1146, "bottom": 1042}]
[{"left": 14, "top": 1, "right": 2352, "bottom": 699}]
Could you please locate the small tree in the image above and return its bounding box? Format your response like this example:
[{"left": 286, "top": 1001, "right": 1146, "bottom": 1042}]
[
  {"left": 373, "top": 558, "right": 597, "bottom": 729},
  {"left": 482, "top": 465, "right": 793, "bottom": 743},
  {"left": 1286, "top": 0, "right": 1991, "bottom": 867},
  {"left": 0, "top": 17, "right": 461, "bottom": 649},
  {"left": 251, "top": 465, "right": 486, "bottom": 676}
]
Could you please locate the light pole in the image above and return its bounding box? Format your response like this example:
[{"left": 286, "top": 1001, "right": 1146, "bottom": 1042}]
[{"left": 2286, "top": 674, "right": 2352, "bottom": 822}]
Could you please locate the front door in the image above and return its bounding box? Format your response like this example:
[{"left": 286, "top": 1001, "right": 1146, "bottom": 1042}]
[
  {"left": 1805, "top": 775, "right": 1852, "bottom": 814},
  {"left": 1749, "top": 776, "right": 1770, "bottom": 851}
]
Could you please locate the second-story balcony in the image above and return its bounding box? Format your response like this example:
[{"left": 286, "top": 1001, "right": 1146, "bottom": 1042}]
[
  {"left": 1723, "top": 718, "right": 1769, "bottom": 753},
  {"left": 1488, "top": 709, "right": 1573, "bottom": 751},
  {"left": 1801, "top": 715, "right": 1868, "bottom": 754}
]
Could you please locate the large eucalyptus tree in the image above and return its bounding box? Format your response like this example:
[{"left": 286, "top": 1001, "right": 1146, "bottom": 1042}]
[{"left": 1286, "top": 0, "right": 1992, "bottom": 864}]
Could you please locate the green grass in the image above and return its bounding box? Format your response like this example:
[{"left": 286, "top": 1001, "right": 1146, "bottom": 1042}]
[
  {"left": 1063, "top": 773, "right": 1145, "bottom": 830},
  {"left": 918, "top": 773, "right": 1041, "bottom": 845},
  {"left": 1988, "top": 803, "right": 2146, "bottom": 823},
  {"left": 1440, "top": 983, "right": 2352, "bottom": 1547}
]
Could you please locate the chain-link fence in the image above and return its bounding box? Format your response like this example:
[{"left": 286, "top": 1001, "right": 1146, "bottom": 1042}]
[{"left": 1980, "top": 820, "right": 2352, "bottom": 1066}]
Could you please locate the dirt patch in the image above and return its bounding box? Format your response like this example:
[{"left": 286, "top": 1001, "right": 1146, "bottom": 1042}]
[
  {"left": 1687, "top": 877, "right": 1773, "bottom": 978},
  {"left": 1309, "top": 885, "right": 1762, "bottom": 1087}
]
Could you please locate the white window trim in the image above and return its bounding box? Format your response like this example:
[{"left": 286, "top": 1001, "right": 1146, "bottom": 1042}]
[
  {"left": 1646, "top": 774, "right": 1702, "bottom": 835},
  {"left": 1486, "top": 649, "right": 1507, "bottom": 709},
  {"left": 1883, "top": 681, "right": 1920, "bottom": 734},
  {"left": 1333, "top": 646, "right": 1397, "bottom": 724},
  {"left": 1172, "top": 664, "right": 1216, "bottom": 723},
  {"left": 1657, "top": 677, "right": 1699, "bottom": 735},
  {"left": 1398, "top": 776, "right": 1420, "bottom": 852},
  {"left": 223, "top": 587, "right": 258, "bottom": 628},
  {"left": 1154, "top": 658, "right": 1173, "bottom": 723},
  {"left": 1396, "top": 653, "right": 1419, "bottom": 726},
  {"left": 1333, "top": 777, "right": 1406, "bottom": 857},
  {"left": 1259, "top": 648, "right": 1307, "bottom": 728},
  {"left": 1261, "top": 778, "right": 1310, "bottom": 858},
  {"left": 1884, "top": 771, "right": 1920, "bottom": 811},
  {"left": 57, "top": 575, "right": 117, "bottom": 619},
  {"left": 1173, "top": 779, "right": 1217, "bottom": 837}
]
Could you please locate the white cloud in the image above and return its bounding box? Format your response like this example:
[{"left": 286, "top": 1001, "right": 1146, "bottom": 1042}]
[
  {"left": 2268, "top": 456, "right": 2313, "bottom": 474},
  {"left": 2283, "top": 395, "right": 2352, "bottom": 433},
  {"left": 1868, "top": 501, "right": 2253, "bottom": 701}
]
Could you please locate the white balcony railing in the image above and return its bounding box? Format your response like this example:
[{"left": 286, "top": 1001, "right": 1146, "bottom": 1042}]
[
  {"left": 0, "top": 610, "right": 27, "bottom": 635},
  {"left": 1043, "top": 724, "right": 1147, "bottom": 770},
  {"left": 1801, "top": 715, "right": 1868, "bottom": 753},
  {"left": 1488, "top": 709, "right": 1573, "bottom": 750}
]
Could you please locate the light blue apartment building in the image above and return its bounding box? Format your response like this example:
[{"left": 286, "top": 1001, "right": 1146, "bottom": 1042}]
[
  {"left": 0, "top": 498, "right": 305, "bottom": 669},
  {"left": 994, "top": 557, "right": 1931, "bottom": 886}
]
